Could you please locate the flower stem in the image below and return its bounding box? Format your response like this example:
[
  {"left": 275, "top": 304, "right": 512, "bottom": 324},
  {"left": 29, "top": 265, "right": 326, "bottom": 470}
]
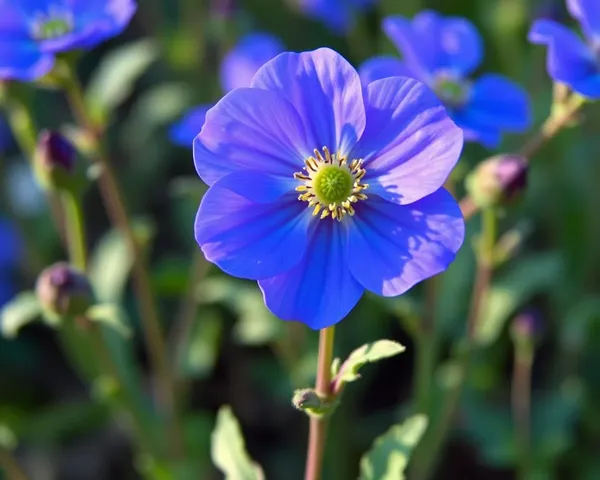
[
  {"left": 62, "top": 192, "right": 87, "bottom": 271},
  {"left": 512, "top": 342, "right": 534, "bottom": 479},
  {"left": 0, "top": 448, "right": 29, "bottom": 480},
  {"left": 305, "top": 326, "right": 336, "bottom": 480},
  {"left": 414, "top": 208, "right": 497, "bottom": 480},
  {"left": 459, "top": 93, "right": 586, "bottom": 221},
  {"left": 61, "top": 65, "right": 184, "bottom": 458}
]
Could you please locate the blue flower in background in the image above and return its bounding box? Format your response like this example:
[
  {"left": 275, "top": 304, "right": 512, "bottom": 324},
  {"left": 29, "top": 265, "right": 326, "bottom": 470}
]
[
  {"left": 529, "top": 0, "right": 600, "bottom": 98},
  {"left": 360, "top": 11, "right": 531, "bottom": 148},
  {"left": 170, "top": 32, "right": 284, "bottom": 148},
  {"left": 0, "top": 218, "right": 20, "bottom": 307},
  {"left": 193, "top": 48, "right": 465, "bottom": 329},
  {"left": 296, "top": 0, "right": 376, "bottom": 34},
  {"left": 0, "top": 0, "right": 137, "bottom": 81}
]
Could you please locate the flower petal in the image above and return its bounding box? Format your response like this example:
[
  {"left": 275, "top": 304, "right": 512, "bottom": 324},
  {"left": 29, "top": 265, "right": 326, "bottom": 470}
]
[
  {"left": 451, "top": 74, "right": 531, "bottom": 148},
  {"left": 259, "top": 221, "right": 363, "bottom": 329},
  {"left": 382, "top": 15, "right": 432, "bottom": 80},
  {"left": 296, "top": 0, "right": 353, "bottom": 34},
  {"left": 528, "top": 19, "right": 597, "bottom": 86},
  {"left": 220, "top": 32, "right": 284, "bottom": 93},
  {"left": 193, "top": 87, "right": 310, "bottom": 186},
  {"left": 437, "top": 16, "right": 483, "bottom": 75},
  {"left": 358, "top": 56, "right": 414, "bottom": 85},
  {"left": 0, "top": 218, "right": 21, "bottom": 269},
  {"left": 170, "top": 104, "right": 212, "bottom": 148},
  {"left": 567, "top": 0, "right": 600, "bottom": 38},
  {"left": 0, "top": 39, "right": 54, "bottom": 81},
  {"left": 352, "top": 77, "right": 462, "bottom": 205},
  {"left": 251, "top": 47, "right": 366, "bottom": 158},
  {"left": 347, "top": 190, "right": 464, "bottom": 297},
  {"left": 571, "top": 73, "right": 600, "bottom": 98},
  {"left": 195, "top": 172, "right": 309, "bottom": 280}
]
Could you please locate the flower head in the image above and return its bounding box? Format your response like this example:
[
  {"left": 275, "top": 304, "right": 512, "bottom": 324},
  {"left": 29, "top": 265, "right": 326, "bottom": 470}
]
[
  {"left": 359, "top": 11, "right": 531, "bottom": 148},
  {"left": 170, "top": 32, "right": 284, "bottom": 147},
  {"left": 529, "top": 0, "right": 600, "bottom": 98},
  {"left": 193, "top": 48, "right": 465, "bottom": 329},
  {"left": 0, "top": 0, "right": 137, "bottom": 81},
  {"left": 296, "top": 0, "right": 376, "bottom": 34}
]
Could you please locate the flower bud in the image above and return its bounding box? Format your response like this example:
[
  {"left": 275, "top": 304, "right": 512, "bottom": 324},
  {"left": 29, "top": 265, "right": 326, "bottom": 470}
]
[
  {"left": 36, "top": 262, "right": 94, "bottom": 319},
  {"left": 465, "top": 154, "right": 528, "bottom": 209},
  {"left": 292, "top": 388, "right": 323, "bottom": 411},
  {"left": 510, "top": 309, "right": 542, "bottom": 346},
  {"left": 34, "top": 130, "right": 80, "bottom": 193}
]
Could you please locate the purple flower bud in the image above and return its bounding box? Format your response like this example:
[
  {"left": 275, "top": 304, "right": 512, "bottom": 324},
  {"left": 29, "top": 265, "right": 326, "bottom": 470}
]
[
  {"left": 511, "top": 309, "right": 542, "bottom": 344},
  {"left": 37, "top": 130, "right": 76, "bottom": 172},
  {"left": 36, "top": 262, "right": 93, "bottom": 318},
  {"left": 466, "top": 154, "right": 528, "bottom": 208}
]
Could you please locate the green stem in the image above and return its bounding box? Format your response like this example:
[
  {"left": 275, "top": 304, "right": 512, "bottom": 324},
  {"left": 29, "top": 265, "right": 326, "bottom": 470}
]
[
  {"left": 62, "top": 192, "right": 87, "bottom": 271},
  {"left": 304, "top": 326, "right": 336, "bottom": 480},
  {"left": 0, "top": 448, "right": 29, "bottom": 480},
  {"left": 512, "top": 344, "right": 534, "bottom": 480},
  {"left": 414, "top": 209, "right": 498, "bottom": 480},
  {"left": 61, "top": 64, "right": 184, "bottom": 458}
]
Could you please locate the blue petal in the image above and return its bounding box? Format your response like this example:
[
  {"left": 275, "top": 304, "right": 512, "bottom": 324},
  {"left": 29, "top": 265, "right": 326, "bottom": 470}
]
[
  {"left": 0, "top": 39, "right": 54, "bottom": 81},
  {"left": 438, "top": 16, "right": 483, "bottom": 75},
  {"left": 195, "top": 172, "right": 310, "bottom": 280},
  {"left": 0, "top": 218, "right": 21, "bottom": 268},
  {"left": 571, "top": 73, "right": 600, "bottom": 97},
  {"left": 252, "top": 48, "right": 366, "bottom": 158},
  {"left": 170, "top": 104, "right": 212, "bottom": 148},
  {"left": 351, "top": 77, "right": 463, "bottom": 205},
  {"left": 259, "top": 221, "right": 364, "bottom": 329},
  {"left": 220, "top": 32, "right": 284, "bottom": 93},
  {"left": 296, "top": 0, "right": 353, "bottom": 34},
  {"left": 358, "top": 56, "right": 414, "bottom": 85},
  {"left": 194, "top": 87, "right": 310, "bottom": 186},
  {"left": 528, "top": 20, "right": 597, "bottom": 87},
  {"left": 567, "top": 0, "right": 600, "bottom": 38},
  {"left": 452, "top": 74, "right": 531, "bottom": 148},
  {"left": 346, "top": 190, "right": 464, "bottom": 296}
]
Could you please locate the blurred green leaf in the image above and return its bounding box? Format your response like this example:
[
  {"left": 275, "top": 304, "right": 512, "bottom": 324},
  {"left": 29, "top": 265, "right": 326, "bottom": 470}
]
[
  {"left": 335, "top": 340, "right": 405, "bottom": 387},
  {"left": 211, "top": 406, "right": 264, "bottom": 480},
  {"left": 86, "top": 303, "right": 132, "bottom": 338},
  {"left": 359, "top": 414, "right": 428, "bottom": 480},
  {"left": 0, "top": 424, "right": 17, "bottom": 450},
  {"left": 475, "top": 252, "right": 563, "bottom": 346},
  {"left": 178, "top": 312, "right": 222, "bottom": 380},
  {"left": 0, "top": 292, "right": 41, "bottom": 339},
  {"left": 86, "top": 39, "right": 159, "bottom": 124}
]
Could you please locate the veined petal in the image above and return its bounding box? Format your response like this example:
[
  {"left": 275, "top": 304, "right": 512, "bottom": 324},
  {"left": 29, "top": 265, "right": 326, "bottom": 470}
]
[
  {"left": 352, "top": 77, "right": 462, "bottom": 205},
  {"left": 358, "top": 56, "right": 414, "bottom": 85},
  {"left": 251, "top": 48, "right": 366, "bottom": 158},
  {"left": 194, "top": 87, "right": 310, "bottom": 186},
  {"left": 0, "top": 39, "right": 54, "bottom": 81},
  {"left": 528, "top": 19, "right": 597, "bottom": 85},
  {"left": 347, "top": 190, "right": 464, "bottom": 297},
  {"left": 195, "top": 172, "right": 309, "bottom": 280},
  {"left": 259, "top": 221, "right": 363, "bottom": 330},
  {"left": 170, "top": 104, "right": 212, "bottom": 148},
  {"left": 383, "top": 15, "right": 432, "bottom": 80},
  {"left": 567, "top": 0, "right": 600, "bottom": 38}
]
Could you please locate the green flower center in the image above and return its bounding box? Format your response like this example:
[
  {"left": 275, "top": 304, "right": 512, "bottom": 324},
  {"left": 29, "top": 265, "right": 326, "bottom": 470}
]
[
  {"left": 293, "top": 147, "right": 368, "bottom": 221},
  {"left": 32, "top": 12, "right": 74, "bottom": 40},
  {"left": 433, "top": 72, "right": 471, "bottom": 107}
]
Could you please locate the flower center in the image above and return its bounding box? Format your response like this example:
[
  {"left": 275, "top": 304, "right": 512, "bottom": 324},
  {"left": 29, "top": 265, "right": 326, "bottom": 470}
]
[
  {"left": 433, "top": 71, "right": 471, "bottom": 108},
  {"left": 293, "top": 147, "right": 368, "bottom": 221},
  {"left": 31, "top": 9, "right": 74, "bottom": 40}
]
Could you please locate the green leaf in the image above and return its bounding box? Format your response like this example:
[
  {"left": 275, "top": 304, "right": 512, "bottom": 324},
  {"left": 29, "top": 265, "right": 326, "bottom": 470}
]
[
  {"left": 86, "top": 304, "right": 132, "bottom": 338},
  {"left": 86, "top": 39, "right": 159, "bottom": 123},
  {"left": 335, "top": 340, "right": 405, "bottom": 386},
  {"left": 0, "top": 292, "right": 41, "bottom": 338},
  {"left": 177, "top": 312, "right": 222, "bottom": 380},
  {"left": 359, "top": 414, "right": 429, "bottom": 480},
  {"left": 475, "top": 252, "right": 562, "bottom": 346},
  {"left": 211, "top": 406, "right": 264, "bottom": 480}
]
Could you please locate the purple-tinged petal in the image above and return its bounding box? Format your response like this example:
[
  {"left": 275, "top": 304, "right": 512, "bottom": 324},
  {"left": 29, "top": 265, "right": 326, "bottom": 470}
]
[
  {"left": 528, "top": 19, "right": 597, "bottom": 85},
  {"left": 452, "top": 74, "right": 530, "bottom": 148},
  {"left": 252, "top": 48, "right": 366, "bottom": 158},
  {"left": 220, "top": 32, "right": 284, "bottom": 93},
  {"left": 0, "top": 39, "right": 54, "bottom": 81},
  {"left": 195, "top": 172, "right": 309, "bottom": 280},
  {"left": 383, "top": 15, "right": 432, "bottom": 81},
  {"left": 259, "top": 221, "right": 363, "bottom": 329},
  {"left": 358, "top": 56, "right": 414, "bottom": 86},
  {"left": 352, "top": 77, "right": 463, "bottom": 205},
  {"left": 170, "top": 104, "right": 212, "bottom": 148},
  {"left": 347, "top": 190, "right": 464, "bottom": 296},
  {"left": 567, "top": 0, "right": 600, "bottom": 38},
  {"left": 194, "top": 87, "right": 310, "bottom": 186}
]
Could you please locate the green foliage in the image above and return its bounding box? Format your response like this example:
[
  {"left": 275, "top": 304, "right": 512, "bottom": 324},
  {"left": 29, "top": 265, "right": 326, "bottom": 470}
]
[
  {"left": 86, "top": 303, "right": 132, "bottom": 338},
  {"left": 0, "top": 292, "right": 41, "bottom": 338}
]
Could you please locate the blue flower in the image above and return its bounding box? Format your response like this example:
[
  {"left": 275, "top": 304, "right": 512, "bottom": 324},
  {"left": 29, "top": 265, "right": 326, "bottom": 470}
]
[
  {"left": 0, "top": 0, "right": 137, "bottom": 81},
  {"left": 0, "top": 218, "right": 20, "bottom": 307},
  {"left": 529, "top": 0, "right": 600, "bottom": 98},
  {"left": 360, "top": 11, "right": 531, "bottom": 148},
  {"left": 193, "top": 48, "right": 465, "bottom": 329},
  {"left": 170, "top": 32, "right": 284, "bottom": 148},
  {"left": 296, "top": 0, "right": 376, "bottom": 34}
]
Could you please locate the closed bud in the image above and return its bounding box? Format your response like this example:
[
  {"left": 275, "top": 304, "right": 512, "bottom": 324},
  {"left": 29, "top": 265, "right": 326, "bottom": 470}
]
[
  {"left": 292, "top": 388, "right": 323, "bottom": 411},
  {"left": 465, "top": 154, "right": 528, "bottom": 209},
  {"left": 510, "top": 309, "right": 542, "bottom": 346},
  {"left": 34, "top": 130, "right": 81, "bottom": 193},
  {"left": 36, "top": 262, "right": 94, "bottom": 320}
]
